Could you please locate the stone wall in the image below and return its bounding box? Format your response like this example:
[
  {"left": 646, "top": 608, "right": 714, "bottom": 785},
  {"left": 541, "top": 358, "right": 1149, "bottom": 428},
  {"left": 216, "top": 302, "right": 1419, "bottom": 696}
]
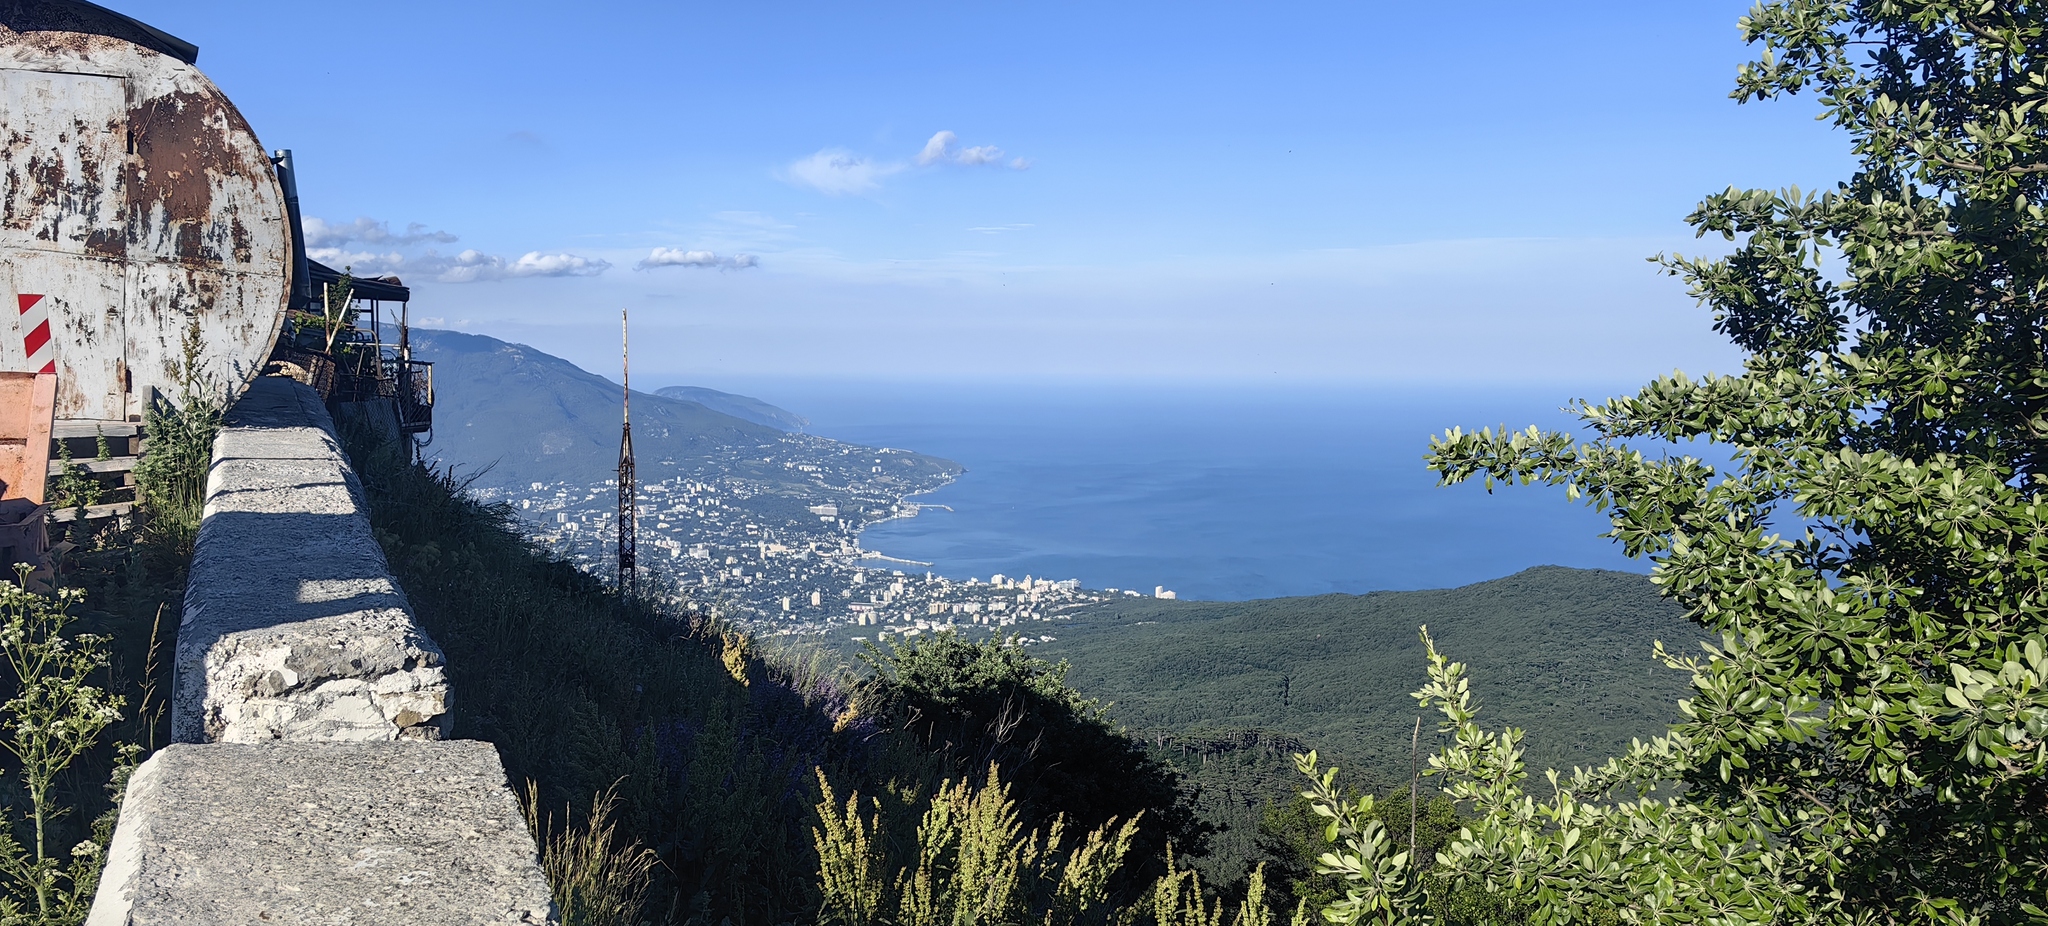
[
  {"left": 89, "top": 377, "right": 557, "bottom": 925},
  {"left": 172, "top": 379, "right": 449, "bottom": 743}
]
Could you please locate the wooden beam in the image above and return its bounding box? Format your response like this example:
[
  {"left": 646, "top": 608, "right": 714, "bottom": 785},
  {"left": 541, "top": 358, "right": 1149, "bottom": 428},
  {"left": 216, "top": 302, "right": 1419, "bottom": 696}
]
[
  {"left": 48, "top": 456, "right": 139, "bottom": 476},
  {"left": 51, "top": 420, "right": 141, "bottom": 440},
  {"left": 48, "top": 501, "right": 133, "bottom": 523}
]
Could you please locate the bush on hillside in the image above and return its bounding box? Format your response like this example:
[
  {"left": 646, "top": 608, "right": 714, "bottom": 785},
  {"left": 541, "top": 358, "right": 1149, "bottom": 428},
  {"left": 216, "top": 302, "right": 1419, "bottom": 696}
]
[
  {"left": 1257, "top": 787, "right": 1538, "bottom": 926},
  {"left": 854, "top": 633, "right": 1212, "bottom": 886}
]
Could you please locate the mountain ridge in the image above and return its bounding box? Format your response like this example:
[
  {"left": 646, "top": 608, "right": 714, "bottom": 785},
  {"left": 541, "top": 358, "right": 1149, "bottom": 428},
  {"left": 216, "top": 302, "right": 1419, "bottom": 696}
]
[
  {"left": 408, "top": 327, "right": 955, "bottom": 491},
  {"left": 655, "top": 385, "right": 808, "bottom": 432}
]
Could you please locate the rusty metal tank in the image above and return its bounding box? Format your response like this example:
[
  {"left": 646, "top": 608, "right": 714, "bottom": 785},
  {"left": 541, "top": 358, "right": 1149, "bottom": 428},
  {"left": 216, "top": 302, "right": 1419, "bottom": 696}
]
[{"left": 0, "top": 1, "right": 288, "bottom": 421}]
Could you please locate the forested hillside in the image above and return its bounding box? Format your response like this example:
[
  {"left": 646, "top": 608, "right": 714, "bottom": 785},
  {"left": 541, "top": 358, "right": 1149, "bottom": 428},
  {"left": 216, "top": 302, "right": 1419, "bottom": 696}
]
[
  {"left": 1029, "top": 566, "right": 1704, "bottom": 887},
  {"left": 1042, "top": 566, "right": 1701, "bottom": 781}
]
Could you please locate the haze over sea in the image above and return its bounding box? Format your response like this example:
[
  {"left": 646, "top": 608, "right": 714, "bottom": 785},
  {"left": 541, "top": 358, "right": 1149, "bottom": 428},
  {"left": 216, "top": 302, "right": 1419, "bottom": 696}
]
[{"left": 709, "top": 379, "right": 1652, "bottom": 601}]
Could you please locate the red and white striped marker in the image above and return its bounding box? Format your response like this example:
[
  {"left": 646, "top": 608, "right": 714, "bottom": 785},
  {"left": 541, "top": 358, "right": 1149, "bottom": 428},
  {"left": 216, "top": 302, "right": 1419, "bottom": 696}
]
[{"left": 16, "top": 294, "right": 52, "bottom": 374}]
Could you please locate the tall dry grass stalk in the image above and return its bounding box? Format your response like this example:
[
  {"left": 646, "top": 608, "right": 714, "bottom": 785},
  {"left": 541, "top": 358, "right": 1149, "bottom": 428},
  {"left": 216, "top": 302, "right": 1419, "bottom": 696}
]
[
  {"left": 1149, "top": 857, "right": 1305, "bottom": 926},
  {"left": 524, "top": 782, "right": 661, "bottom": 926},
  {"left": 814, "top": 764, "right": 1140, "bottom": 926}
]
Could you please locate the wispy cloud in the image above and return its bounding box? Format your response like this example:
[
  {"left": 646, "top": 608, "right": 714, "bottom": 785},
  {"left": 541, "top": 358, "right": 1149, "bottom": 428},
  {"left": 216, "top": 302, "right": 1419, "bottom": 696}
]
[
  {"left": 784, "top": 131, "right": 1030, "bottom": 196},
  {"left": 783, "top": 149, "right": 901, "bottom": 196},
  {"left": 636, "top": 248, "right": 759, "bottom": 271},
  {"left": 304, "top": 216, "right": 457, "bottom": 248},
  {"left": 434, "top": 250, "right": 611, "bottom": 283},
  {"left": 917, "top": 131, "right": 1031, "bottom": 170},
  {"left": 713, "top": 211, "right": 793, "bottom": 230},
  {"left": 307, "top": 247, "right": 406, "bottom": 272},
  {"left": 311, "top": 246, "right": 610, "bottom": 283},
  {"left": 302, "top": 215, "right": 608, "bottom": 283},
  {"left": 968, "top": 224, "right": 1035, "bottom": 235}
]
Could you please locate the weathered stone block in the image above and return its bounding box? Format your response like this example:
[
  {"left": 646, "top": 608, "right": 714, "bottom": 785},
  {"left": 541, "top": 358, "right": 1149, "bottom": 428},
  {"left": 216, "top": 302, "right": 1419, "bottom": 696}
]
[
  {"left": 173, "top": 377, "right": 450, "bottom": 743},
  {"left": 87, "top": 742, "right": 557, "bottom": 925}
]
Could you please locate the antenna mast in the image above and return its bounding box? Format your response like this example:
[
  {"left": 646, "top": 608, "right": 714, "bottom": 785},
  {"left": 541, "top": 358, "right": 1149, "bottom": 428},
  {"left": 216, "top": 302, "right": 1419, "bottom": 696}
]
[{"left": 617, "top": 308, "right": 638, "bottom": 601}]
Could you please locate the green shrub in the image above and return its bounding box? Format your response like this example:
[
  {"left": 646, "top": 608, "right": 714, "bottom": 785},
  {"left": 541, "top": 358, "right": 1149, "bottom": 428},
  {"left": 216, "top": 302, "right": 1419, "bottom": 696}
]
[
  {"left": 44, "top": 441, "right": 102, "bottom": 519},
  {"left": 132, "top": 317, "right": 224, "bottom": 554},
  {"left": 854, "top": 633, "right": 1212, "bottom": 888},
  {"left": 816, "top": 764, "right": 1307, "bottom": 926}
]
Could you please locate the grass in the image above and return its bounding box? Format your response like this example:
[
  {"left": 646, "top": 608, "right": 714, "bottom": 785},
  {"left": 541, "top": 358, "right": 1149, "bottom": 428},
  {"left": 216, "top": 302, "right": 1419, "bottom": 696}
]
[
  {"left": 346, "top": 425, "right": 959, "bottom": 925},
  {"left": 525, "top": 783, "right": 663, "bottom": 926}
]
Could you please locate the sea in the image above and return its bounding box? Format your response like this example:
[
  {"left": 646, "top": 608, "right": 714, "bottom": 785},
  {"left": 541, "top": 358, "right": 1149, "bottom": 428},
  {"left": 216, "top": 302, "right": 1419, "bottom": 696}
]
[{"left": 715, "top": 379, "right": 1660, "bottom": 602}]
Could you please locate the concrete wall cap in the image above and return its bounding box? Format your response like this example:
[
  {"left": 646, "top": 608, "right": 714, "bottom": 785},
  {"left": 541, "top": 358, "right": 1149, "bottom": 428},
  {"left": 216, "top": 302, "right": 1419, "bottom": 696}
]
[{"left": 87, "top": 742, "right": 558, "bottom": 925}]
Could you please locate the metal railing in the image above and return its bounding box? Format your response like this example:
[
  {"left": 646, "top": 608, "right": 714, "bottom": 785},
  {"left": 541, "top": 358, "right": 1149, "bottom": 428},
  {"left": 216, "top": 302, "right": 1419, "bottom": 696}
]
[
  {"left": 392, "top": 359, "right": 433, "bottom": 436},
  {"left": 271, "top": 305, "right": 433, "bottom": 437}
]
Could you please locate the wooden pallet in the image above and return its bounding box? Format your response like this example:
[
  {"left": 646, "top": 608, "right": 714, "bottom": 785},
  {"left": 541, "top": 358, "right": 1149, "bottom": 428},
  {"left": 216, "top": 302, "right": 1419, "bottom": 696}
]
[{"left": 45, "top": 418, "right": 145, "bottom": 524}]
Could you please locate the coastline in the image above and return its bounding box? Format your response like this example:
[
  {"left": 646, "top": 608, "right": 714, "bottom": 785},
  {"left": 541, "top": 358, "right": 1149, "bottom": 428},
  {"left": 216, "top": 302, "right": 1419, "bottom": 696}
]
[{"left": 850, "top": 475, "right": 961, "bottom": 573}]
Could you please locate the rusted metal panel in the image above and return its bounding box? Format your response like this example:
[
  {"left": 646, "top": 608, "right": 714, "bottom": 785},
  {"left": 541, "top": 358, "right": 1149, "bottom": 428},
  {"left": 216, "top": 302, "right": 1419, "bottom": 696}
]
[
  {"left": 0, "top": 21, "right": 288, "bottom": 420},
  {"left": 0, "top": 371, "right": 55, "bottom": 504}
]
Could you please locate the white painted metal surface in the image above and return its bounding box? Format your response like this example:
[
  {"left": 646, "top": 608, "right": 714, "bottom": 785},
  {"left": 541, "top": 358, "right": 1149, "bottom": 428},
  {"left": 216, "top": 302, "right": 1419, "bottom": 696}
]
[{"left": 0, "top": 23, "right": 288, "bottom": 420}]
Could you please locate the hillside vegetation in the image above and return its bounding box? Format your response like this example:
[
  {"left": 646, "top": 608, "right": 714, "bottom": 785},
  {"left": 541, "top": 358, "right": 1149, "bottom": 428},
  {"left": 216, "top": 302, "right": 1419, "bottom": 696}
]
[
  {"left": 1042, "top": 567, "right": 1703, "bottom": 780},
  {"left": 347, "top": 425, "right": 892, "bottom": 924},
  {"left": 1030, "top": 567, "right": 1703, "bottom": 889}
]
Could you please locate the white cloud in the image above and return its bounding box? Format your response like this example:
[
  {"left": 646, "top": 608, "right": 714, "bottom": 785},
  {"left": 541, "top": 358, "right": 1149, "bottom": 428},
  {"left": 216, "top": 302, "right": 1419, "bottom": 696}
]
[
  {"left": 304, "top": 216, "right": 457, "bottom": 248},
  {"left": 416, "top": 249, "right": 612, "bottom": 283},
  {"left": 784, "top": 149, "right": 900, "bottom": 196},
  {"left": 307, "top": 247, "right": 406, "bottom": 273},
  {"left": 302, "top": 216, "right": 608, "bottom": 284},
  {"left": 636, "top": 248, "right": 759, "bottom": 271},
  {"left": 916, "top": 130, "right": 1030, "bottom": 170},
  {"left": 787, "top": 133, "right": 1029, "bottom": 195},
  {"left": 917, "top": 131, "right": 957, "bottom": 166},
  {"left": 967, "top": 224, "right": 1034, "bottom": 234},
  {"left": 956, "top": 145, "right": 1004, "bottom": 166},
  {"left": 430, "top": 250, "right": 506, "bottom": 283},
  {"left": 509, "top": 251, "right": 610, "bottom": 277}
]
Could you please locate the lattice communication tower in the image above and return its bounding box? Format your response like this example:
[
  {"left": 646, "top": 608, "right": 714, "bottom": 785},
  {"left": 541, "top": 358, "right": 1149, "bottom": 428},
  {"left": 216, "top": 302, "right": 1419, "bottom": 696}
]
[{"left": 617, "top": 308, "right": 638, "bottom": 600}]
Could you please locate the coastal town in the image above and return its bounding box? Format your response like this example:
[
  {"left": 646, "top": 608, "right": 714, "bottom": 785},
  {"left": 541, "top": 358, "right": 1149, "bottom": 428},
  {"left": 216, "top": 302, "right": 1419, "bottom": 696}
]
[{"left": 478, "top": 451, "right": 1175, "bottom": 646}]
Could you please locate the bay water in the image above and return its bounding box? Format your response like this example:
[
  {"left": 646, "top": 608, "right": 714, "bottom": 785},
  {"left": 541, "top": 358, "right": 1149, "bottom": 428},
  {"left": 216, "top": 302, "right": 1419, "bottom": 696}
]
[{"left": 714, "top": 379, "right": 1655, "bottom": 601}]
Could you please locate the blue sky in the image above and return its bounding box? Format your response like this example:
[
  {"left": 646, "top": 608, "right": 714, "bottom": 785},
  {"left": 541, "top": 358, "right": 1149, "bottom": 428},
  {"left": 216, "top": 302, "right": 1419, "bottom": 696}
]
[{"left": 121, "top": 1, "right": 1848, "bottom": 387}]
